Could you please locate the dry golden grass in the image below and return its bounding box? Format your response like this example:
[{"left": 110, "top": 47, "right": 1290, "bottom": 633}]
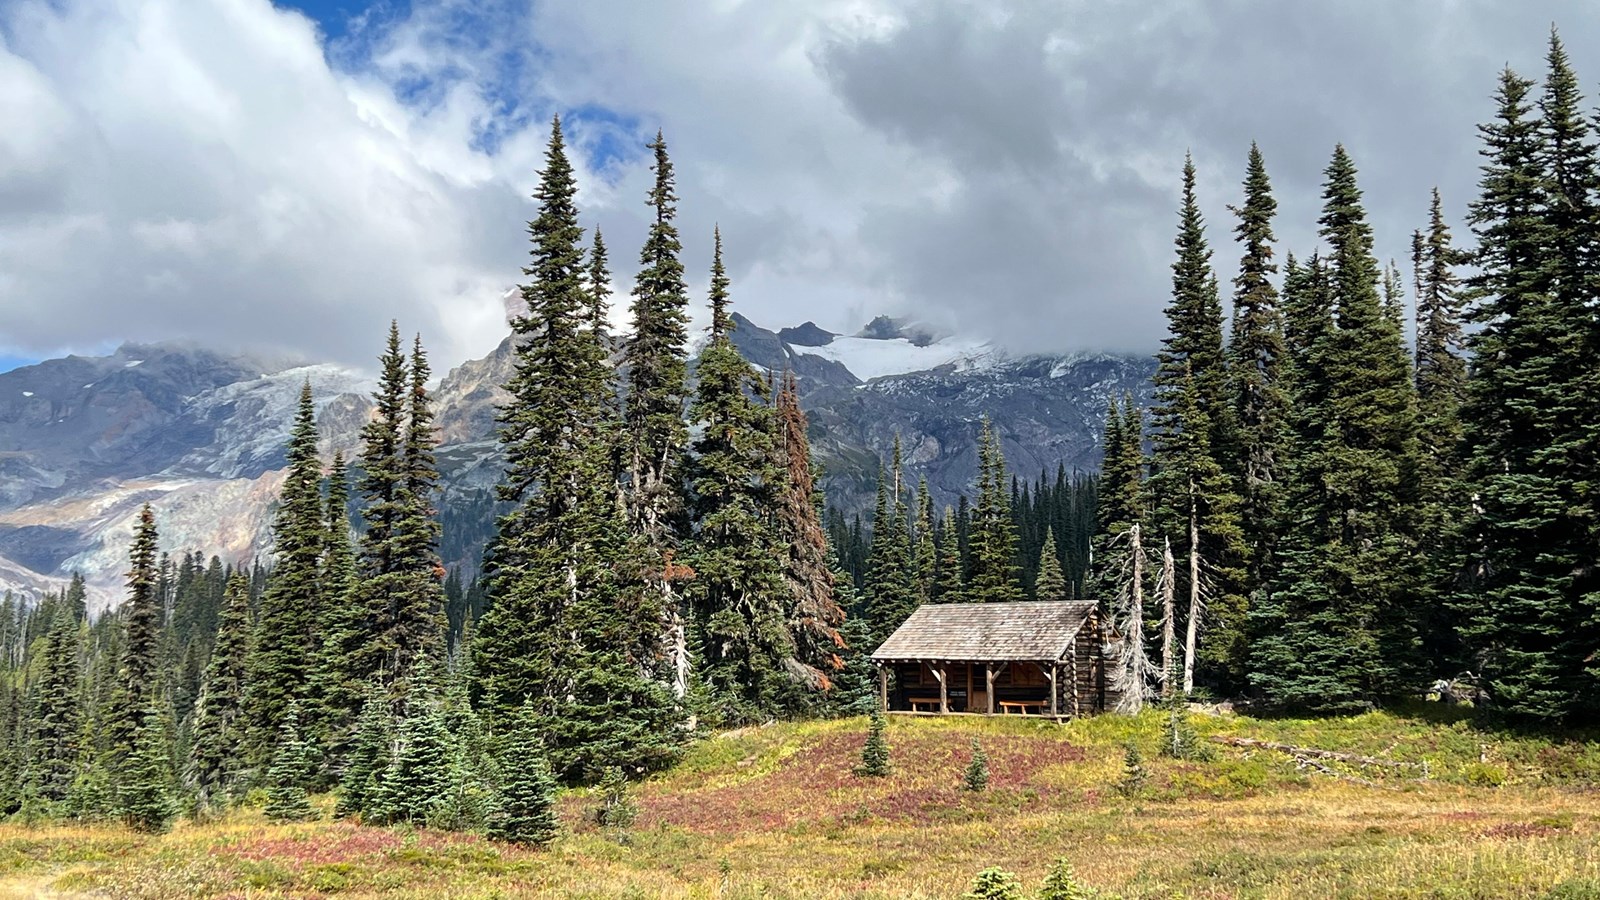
[{"left": 2, "top": 708, "right": 1597, "bottom": 898}]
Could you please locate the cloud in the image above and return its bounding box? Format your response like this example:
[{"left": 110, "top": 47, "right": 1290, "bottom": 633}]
[{"left": 0, "top": 0, "right": 1594, "bottom": 367}]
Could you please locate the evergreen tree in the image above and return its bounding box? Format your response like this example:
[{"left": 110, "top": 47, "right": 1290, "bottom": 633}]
[
  {"left": 968, "top": 418, "right": 1022, "bottom": 602},
  {"left": 912, "top": 479, "right": 937, "bottom": 603},
  {"left": 1090, "top": 395, "right": 1145, "bottom": 604},
  {"left": 863, "top": 444, "right": 917, "bottom": 642},
  {"left": 1227, "top": 143, "right": 1287, "bottom": 611},
  {"left": 1252, "top": 146, "right": 1425, "bottom": 710},
  {"left": 335, "top": 683, "right": 393, "bottom": 819},
  {"left": 487, "top": 702, "right": 558, "bottom": 847},
  {"left": 188, "top": 574, "right": 252, "bottom": 812},
  {"left": 1037, "top": 860, "right": 1097, "bottom": 900},
  {"left": 370, "top": 689, "right": 452, "bottom": 825},
  {"left": 475, "top": 117, "right": 682, "bottom": 778},
  {"left": 621, "top": 130, "right": 694, "bottom": 695},
  {"left": 314, "top": 451, "right": 363, "bottom": 749},
  {"left": 854, "top": 709, "right": 890, "bottom": 777},
  {"left": 244, "top": 383, "right": 325, "bottom": 759},
  {"left": 933, "top": 505, "right": 967, "bottom": 603},
  {"left": 963, "top": 868, "right": 1025, "bottom": 900},
  {"left": 1457, "top": 49, "right": 1600, "bottom": 722},
  {"left": 108, "top": 504, "right": 163, "bottom": 757},
  {"left": 30, "top": 601, "right": 81, "bottom": 805},
  {"left": 263, "top": 702, "right": 317, "bottom": 822},
  {"left": 962, "top": 737, "right": 990, "bottom": 792},
  {"left": 1034, "top": 527, "right": 1068, "bottom": 600},
  {"left": 687, "top": 230, "right": 803, "bottom": 721},
  {"left": 117, "top": 703, "right": 176, "bottom": 834}
]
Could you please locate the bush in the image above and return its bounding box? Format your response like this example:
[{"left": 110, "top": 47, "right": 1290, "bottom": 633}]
[
  {"left": 1037, "top": 858, "right": 1098, "bottom": 900},
  {"left": 1461, "top": 761, "right": 1507, "bottom": 787},
  {"left": 963, "top": 738, "right": 990, "bottom": 792},
  {"left": 854, "top": 711, "right": 890, "bottom": 778},
  {"left": 963, "top": 867, "right": 1025, "bottom": 900}
]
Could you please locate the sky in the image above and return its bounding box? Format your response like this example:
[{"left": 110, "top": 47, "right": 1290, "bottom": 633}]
[{"left": 0, "top": 0, "right": 1595, "bottom": 374}]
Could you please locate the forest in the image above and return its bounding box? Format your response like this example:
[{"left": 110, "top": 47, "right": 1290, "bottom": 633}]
[{"left": 0, "top": 27, "right": 1597, "bottom": 854}]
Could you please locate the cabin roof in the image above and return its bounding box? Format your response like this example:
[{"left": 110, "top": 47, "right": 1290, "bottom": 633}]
[{"left": 870, "top": 601, "right": 1098, "bottom": 663}]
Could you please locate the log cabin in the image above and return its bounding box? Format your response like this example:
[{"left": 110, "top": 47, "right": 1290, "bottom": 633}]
[{"left": 869, "top": 601, "right": 1119, "bottom": 718}]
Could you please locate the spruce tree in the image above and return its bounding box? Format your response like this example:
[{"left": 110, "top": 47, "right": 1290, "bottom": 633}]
[
  {"left": 863, "top": 445, "right": 917, "bottom": 642},
  {"left": 1227, "top": 143, "right": 1287, "bottom": 610},
  {"left": 335, "top": 683, "right": 393, "bottom": 819},
  {"left": 912, "top": 479, "right": 937, "bottom": 604},
  {"left": 263, "top": 701, "right": 317, "bottom": 822},
  {"left": 31, "top": 601, "right": 81, "bottom": 805},
  {"left": 244, "top": 382, "right": 325, "bottom": 760},
  {"left": 1149, "top": 158, "right": 1247, "bottom": 689},
  {"left": 117, "top": 703, "right": 176, "bottom": 834},
  {"left": 370, "top": 690, "right": 451, "bottom": 825},
  {"left": 1089, "top": 395, "right": 1146, "bottom": 605},
  {"left": 854, "top": 709, "right": 890, "bottom": 777},
  {"left": 314, "top": 451, "right": 363, "bottom": 750},
  {"left": 621, "top": 130, "right": 694, "bottom": 694},
  {"left": 933, "top": 505, "right": 967, "bottom": 603},
  {"left": 687, "top": 230, "right": 803, "bottom": 722},
  {"left": 1034, "top": 527, "right": 1068, "bottom": 600},
  {"left": 188, "top": 574, "right": 251, "bottom": 812},
  {"left": 487, "top": 702, "right": 558, "bottom": 847},
  {"left": 108, "top": 504, "right": 163, "bottom": 757},
  {"left": 968, "top": 418, "right": 1022, "bottom": 602},
  {"left": 1458, "top": 52, "right": 1600, "bottom": 722}
]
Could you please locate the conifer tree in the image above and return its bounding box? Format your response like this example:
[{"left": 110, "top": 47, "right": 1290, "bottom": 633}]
[
  {"left": 487, "top": 702, "right": 558, "bottom": 846},
  {"left": 370, "top": 691, "right": 451, "bottom": 825},
  {"left": 475, "top": 118, "right": 682, "bottom": 777},
  {"left": 1457, "top": 49, "right": 1600, "bottom": 722},
  {"left": 117, "top": 703, "right": 176, "bottom": 834},
  {"left": 1090, "top": 395, "right": 1146, "bottom": 604},
  {"left": 188, "top": 574, "right": 251, "bottom": 811},
  {"left": 863, "top": 445, "right": 917, "bottom": 642},
  {"left": 687, "top": 230, "right": 802, "bottom": 721},
  {"left": 1252, "top": 147, "right": 1425, "bottom": 710},
  {"left": 912, "top": 479, "right": 937, "bottom": 603},
  {"left": 933, "top": 505, "right": 967, "bottom": 603},
  {"left": 621, "top": 131, "right": 694, "bottom": 693},
  {"left": 968, "top": 418, "right": 1022, "bottom": 602},
  {"left": 1227, "top": 143, "right": 1287, "bottom": 606},
  {"left": 108, "top": 504, "right": 164, "bottom": 759},
  {"left": 335, "top": 683, "right": 393, "bottom": 819},
  {"left": 855, "top": 709, "right": 890, "bottom": 777},
  {"left": 263, "top": 701, "right": 317, "bottom": 822},
  {"left": 771, "top": 370, "right": 847, "bottom": 690},
  {"left": 31, "top": 601, "right": 81, "bottom": 806},
  {"left": 1034, "top": 527, "right": 1068, "bottom": 600},
  {"left": 244, "top": 383, "right": 324, "bottom": 758},
  {"left": 314, "top": 451, "right": 363, "bottom": 746},
  {"left": 1149, "top": 158, "right": 1247, "bottom": 689}
]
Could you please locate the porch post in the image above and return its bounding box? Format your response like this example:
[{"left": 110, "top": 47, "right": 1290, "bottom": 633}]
[
  {"left": 878, "top": 664, "right": 889, "bottom": 712},
  {"left": 985, "top": 664, "right": 996, "bottom": 715},
  {"left": 937, "top": 664, "right": 949, "bottom": 714},
  {"left": 1067, "top": 639, "right": 1079, "bottom": 718},
  {"left": 1047, "top": 664, "right": 1059, "bottom": 718}
]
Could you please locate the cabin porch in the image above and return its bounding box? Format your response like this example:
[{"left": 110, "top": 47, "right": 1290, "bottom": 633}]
[{"left": 878, "top": 660, "right": 1067, "bottom": 717}]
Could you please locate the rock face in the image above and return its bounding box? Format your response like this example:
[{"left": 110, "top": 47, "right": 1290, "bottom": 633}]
[{"left": 0, "top": 317, "right": 1152, "bottom": 612}]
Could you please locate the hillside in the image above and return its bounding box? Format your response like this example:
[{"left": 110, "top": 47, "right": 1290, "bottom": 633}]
[
  {"left": 3, "top": 708, "right": 1596, "bottom": 898},
  {"left": 0, "top": 318, "right": 1152, "bottom": 611}
]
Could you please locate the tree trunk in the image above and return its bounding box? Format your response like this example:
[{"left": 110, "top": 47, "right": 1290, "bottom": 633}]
[
  {"left": 1183, "top": 487, "right": 1201, "bottom": 696},
  {"left": 1160, "top": 538, "right": 1176, "bottom": 696}
]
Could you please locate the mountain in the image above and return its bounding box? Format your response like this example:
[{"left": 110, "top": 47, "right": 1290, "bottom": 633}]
[{"left": 0, "top": 318, "right": 1152, "bottom": 611}]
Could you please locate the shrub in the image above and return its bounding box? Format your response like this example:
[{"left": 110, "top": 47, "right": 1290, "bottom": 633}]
[
  {"left": 1037, "top": 858, "right": 1097, "bottom": 900},
  {"left": 854, "top": 711, "right": 890, "bottom": 777},
  {"left": 963, "top": 738, "right": 990, "bottom": 792},
  {"left": 1461, "top": 761, "right": 1507, "bottom": 787},
  {"left": 963, "top": 867, "right": 1025, "bottom": 900}
]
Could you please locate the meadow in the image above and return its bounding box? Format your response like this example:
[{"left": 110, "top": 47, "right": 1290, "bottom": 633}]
[{"left": 2, "top": 705, "right": 1597, "bottom": 899}]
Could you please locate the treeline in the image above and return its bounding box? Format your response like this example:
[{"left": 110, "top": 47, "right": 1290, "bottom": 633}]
[{"left": 1096, "top": 29, "right": 1600, "bottom": 724}]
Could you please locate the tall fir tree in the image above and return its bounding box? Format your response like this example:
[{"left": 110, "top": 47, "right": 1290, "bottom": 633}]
[
  {"left": 1034, "top": 526, "right": 1068, "bottom": 601},
  {"left": 314, "top": 451, "right": 363, "bottom": 749},
  {"left": 30, "top": 601, "right": 82, "bottom": 805},
  {"left": 1090, "top": 395, "right": 1146, "bottom": 605},
  {"left": 243, "top": 382, "right": 325, "bottom": 762},
  {"left": 863, "top": 443, "right": 917, "bottom": 642},
  {"left": 1149, "top": 156, "right": 1247, "bottom": 688},
  {"left": 933, "top": 505, "right": 967, "bottom": 603},
  {"left": 187, "top": 574, "right": 252, "bottom": 812},
  {"left": 1457, "top": 45, "right": 1600, "bottom": 722},
  {"left": 1226, "top": 143, "right": 1287, "bottom": 611},
  {"left": 107, "top": 504, "right": 162, "bottom": 759},
  {"left": 687, "top": 230, "right": 804, "bottom": 722},
  {"left": 967, "top": 418, "right": 1022, "bottom": 602},
  {"left": 621, "top": 130, "right": 694, "bottom": 697}
]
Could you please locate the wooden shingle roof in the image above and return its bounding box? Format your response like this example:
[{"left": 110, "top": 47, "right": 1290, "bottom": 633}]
[{"left": 870, "top": 601, "right": 1097, "bottom": 663}]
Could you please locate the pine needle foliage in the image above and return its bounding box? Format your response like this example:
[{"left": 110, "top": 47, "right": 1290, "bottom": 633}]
[{"left": 855, "top": 710, "right": 890, "bottom": 777}]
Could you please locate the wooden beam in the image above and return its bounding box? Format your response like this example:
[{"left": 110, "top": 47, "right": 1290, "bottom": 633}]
[
  {"left": 1067, "top": 638, "right": 1079, "bottom": 718},
  {"left": 878, "top": 665, "right": 888, "bottom": 712},
  {"left": 985, "top": 664, "right": 996, "bottom": 715},
  {"left": 1047, "top": 664, "right": 1059, "bottom": 718},
  {"left": 935, "top": 665, "right": 948, "bottom": 714}
]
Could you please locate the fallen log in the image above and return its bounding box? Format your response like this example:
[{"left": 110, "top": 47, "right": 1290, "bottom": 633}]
[{"left": 1209, "top": 736, "right": 1415, "bottom": 770}]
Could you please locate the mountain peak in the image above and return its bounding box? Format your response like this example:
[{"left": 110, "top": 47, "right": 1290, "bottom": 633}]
[
  {"left": 777, "top": 321, "right": 836, "bottom": 347},
  {"left": 855, "top": 315, "right": 945, "bottom": 348}
]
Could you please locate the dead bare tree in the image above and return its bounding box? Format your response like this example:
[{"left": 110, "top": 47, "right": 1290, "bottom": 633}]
[{"left": 1112, "top": 524, "right": 1157, "bottom": 714}]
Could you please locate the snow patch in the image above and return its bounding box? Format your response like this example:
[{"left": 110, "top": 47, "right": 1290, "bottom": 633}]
[
  {"left": 793, "top": 335, "right": 1002, "bottom": 381},
  {"left": 20, "top": 391, "right": 33, "bottom": 397},
  {"left": 124, "top": 360, "right": 144, "bottom": 368},
  {"left": 82, "top": 383, "right": 93, "bottom": 389}
]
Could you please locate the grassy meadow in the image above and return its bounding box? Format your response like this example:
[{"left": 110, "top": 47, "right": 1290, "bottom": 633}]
[{"left": 2, "top": 706, "right": 1597, "bottom": 899}]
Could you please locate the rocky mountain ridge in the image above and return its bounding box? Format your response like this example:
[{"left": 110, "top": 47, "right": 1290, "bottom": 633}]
[{"left": 0, "top": 317, "right": 1152, "bottom": 611}]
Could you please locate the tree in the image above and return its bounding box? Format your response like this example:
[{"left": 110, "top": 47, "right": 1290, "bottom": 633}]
[
  {"left": 335, "top": 683, "right": 393, "bottom": 820},
  {"left": 487, "top": 703, "right": 558, "bottom": 847},
  {"left": 108, "top": 504, "right": 163, "bottom": 757},
  {"left": 1090, "top": 395, "right": 1145, "bottom": 604},
  {"left": 30, "top": 601, "right": 81, "bottom": 805},
  {"left": 263, "top": 702, "right": 318, "bottom": 822},
  {"left": 1457, "top": 47, "right": 1600, "bottom": 722},
  {"left": 371, "top": 689, "right": 452, "bottom": 825},
  {"left": 1252, "top": 146, "right": 1425, "bottom": 711},
  {"left": 1034, "top": 526, "right": 1068, "bottom": 600},
  {"left": 771, "top": 371, "right": 847, "bottom": 692},
  {"left": 314, "top": 451, "right": 364, "bottom": 752},
  {"left": 1227, "top": 142, "right": 1287, "bottom": 616},
  {"left": 963, "top": 868, "right": 1025, "bottom": 900},
  {"left": 968, "top": 418, "right": 1022, "bottom": 602},
  {"left": 687, "top": 230, "right": 804, "bottom": 722},
  {"left": 1037, "top": 860, "right": 1097, "bottom": 900},
  {"left": 244, "top": 383, "right": 325, "bottom": 759},
  {"left": 854, "top": 709, "right": 890, "bottom": 777},
  {"left": 962, "top": 737, "right": 990, "bottom": 792},
  {"left": 117, "top": 704, "right": 176, "bottom": 834},
  {"left": 863, "top": 444, "right": 917, "bottom": 643},
  {"left": 188, "top": 573, "right": 252, "bottom": 812},
  {"left": 622, "top": 130, "right": 694, "bottom": 696},
  {"left": 1149, "top": 157, "right": 1247, "bottom": 691},
  {"left": 933, "top": 505, "right": 967, "bottom": 603}
]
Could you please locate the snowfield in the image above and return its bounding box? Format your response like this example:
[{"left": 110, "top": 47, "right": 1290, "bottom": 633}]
[{"left": 793, "top": 335, "right": 1002, "bottom": 381}]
